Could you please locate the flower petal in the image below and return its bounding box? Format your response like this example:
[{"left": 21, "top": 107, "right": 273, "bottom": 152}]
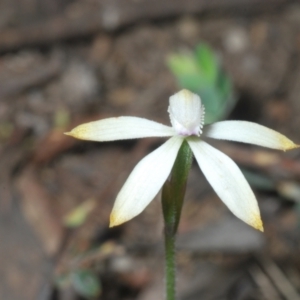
[
  {"left": 168, "top": 89, "right": 205, "bottom": 136},
  {"left": 65, "top": 117, "right": 175, "bottom": 141},
  {"left": 205, "top": 121, "right": 298, "bottom": 151},
  {"left": 110, "top": 136, "right": 184, "bottom": 227},
  {"left": 188, "top": 139, "right": 263, "bottom": 231}
]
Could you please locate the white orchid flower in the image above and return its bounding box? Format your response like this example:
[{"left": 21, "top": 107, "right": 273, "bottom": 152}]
[{"left": 65, "top": 90, "right": 298, "bottom": 231}]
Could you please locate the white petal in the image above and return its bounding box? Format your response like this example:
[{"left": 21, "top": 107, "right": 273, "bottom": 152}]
[
  {"left": 110, "top": 136, "right": 183, "bottom": 226},
  {"left": 168, "top": 89, "right": 205, "bottom": 136},
  {"left": 65, "top": 117, "right": 175, "bottom": 141},
  {"left": 188, "top": 139, "right": 263, "bottom": 231},
  {"left": 205, "top": 121, "right": 298, "bottom": 151}
]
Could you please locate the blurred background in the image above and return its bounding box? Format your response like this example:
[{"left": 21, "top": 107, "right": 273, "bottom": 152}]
[{"left": 1, "top": 0, "right": 300, "bottom": 299}]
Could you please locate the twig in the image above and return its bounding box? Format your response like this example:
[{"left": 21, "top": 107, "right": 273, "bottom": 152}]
[
  {"left": 257, "top": 256, "right": 300, "bottom": 300},
  {"left": 248, "top": 263, "right": 281, "bottom": 300}
]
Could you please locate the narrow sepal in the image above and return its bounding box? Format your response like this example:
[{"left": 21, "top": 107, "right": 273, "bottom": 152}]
[
  {"left": 205, "top": 121, "right": 299, "bottom": 151},
  {"left": 110, "top": 136, "right": 184, "bottom": 227},
  {"left": 65, "top": 117, "right": 175, "bottom": 142},
  {"left": 188, "top": 139, "right": 263, "bottom": 231}
]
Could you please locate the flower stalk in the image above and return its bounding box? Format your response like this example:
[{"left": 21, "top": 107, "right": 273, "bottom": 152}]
[{"left": 162, "top": 141, "right": 193, "bottom": 300}]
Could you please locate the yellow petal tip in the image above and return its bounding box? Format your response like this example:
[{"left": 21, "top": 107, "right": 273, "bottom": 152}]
[
  {"left": 63, "top": 124, "right": 91, "bottom": 140},
  {"left": 64, "top": 131, "right": 73, "bottom": 136},
  {"left": 109, "top": 212, "right": 125, "bottom": 228},
  {"left": 282, "top": 139, "right": 300, "bottom": 151},
  {"left": 109, "top": 222, "right": 116, "bottom": 228},
  {"left": 252, "top": 217, "right": 264, "bottom": 232},
  {"left": 257, "top": 225, "right": 264, "bottom": 232}
]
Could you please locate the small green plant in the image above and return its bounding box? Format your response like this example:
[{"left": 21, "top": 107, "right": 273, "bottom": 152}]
[
  {"left": 56, "top": 269, "right": 101, "bottom": 299},
  {"left": 70, "top": 269, "right": 102, "bottom": 298},
  {"left": 167, "top": 43, "right": 236, "bottom": 124}
]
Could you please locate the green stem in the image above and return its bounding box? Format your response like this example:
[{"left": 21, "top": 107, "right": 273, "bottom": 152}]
[
  {"left": 162, "top": 140, "right": 193, "bottom": 300},
  {"left": 164, "top": 233, "right": 176, "bottom": 300}
]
